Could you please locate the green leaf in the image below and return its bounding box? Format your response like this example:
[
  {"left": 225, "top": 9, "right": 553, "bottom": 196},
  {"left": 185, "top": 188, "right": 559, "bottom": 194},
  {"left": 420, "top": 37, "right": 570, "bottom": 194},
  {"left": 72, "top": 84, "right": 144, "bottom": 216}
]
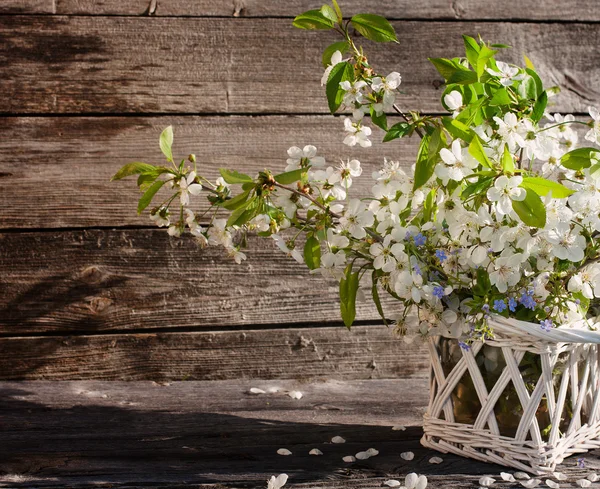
[
  {"left": 429, "top": 58, "right": 461, "bottom": 80},
  {"left": 322, "top": 40, "right": 349, "bottom": 67},
  {"left": 501, "top": 144, "right": 515, "bottom": 172},
  {"left": 447, "top": 69, "right": 478, "bottom": 85},
  {"left": 442, "top": 117, "right": 472, "bottom": 142},
  {"left": 320, "top": 5, "right": 338, "bottom": 23},
  {"left": 369, "top": 106, "right": 387, "bottom": 131},
  {"left": 137, "top": 180, "right": 165, "bottom": 214},
  {"left": 463, "top": 35, "right": 480, "bottom": 73},
  {"left": 159, "top": 126, "right": 174, "bottom": 162},
  {"left": 473, "top": 267, "right": 491, "bottom": 296},
  {"left": 326, "top": 61, "right": 354, "bottom": 113},
  {"left": 525, "top": 68, "right": 543, "bottom": 98},
  {"left": 371, "top": 272, "right": 388, "bottom": 326},
  {"left": 461, "top": 175, "right": 494, "bottom": 200},
  {"left": 512, "top": 188, "right": 546, "bottom": 228},
  {"left": 339, "top": 264, "right": 359, "bottom": 329},
  {"left": 219, "top": 168, "right": 254, "bottom": 184},
  {"left": 226, "top": 199, "right": 255, "bottom": 227},
  {"left": 222, "top": 189, "right": 251, "bottom": 210},
  {"left": 517, "top": 75, "right": 537, "bottom": 101},
  {"left": 304, "top": 236, "right": 321, "bottom": 270},
  {"left": 531, "top": 91, "right": 548, "bottom": 123},
  {"left": 383, "top": 121, "right": 412, "bottom": 142},
  {"left": 413, "top": 133, "right": 434, "bottom": 191},
  {"left": 112, "top": 162, "right": 157, "bottom": 181},
  {"left": 520, "top": 176, "right": 575, "bottom": 198},
  {"left": 524, "top": 54, "right": 536, "bottom": 71},
  {"left": 491, "top": 43, "right": 511, "bottom": 49},
  {"left": 274, "top": 168, "right": 306, "bottom": 185},
  {"left": 292, "top": 9, "right": 335, "bottom": 29},
  {"left": 573, "top": 291, "right": 590, "bottom": 316},
  {"left": 475, "top": 45, "right": 497, "bottom": 79},
  {"left": 468, "top": 134, "right": 493, "bottom": 169},
  {"left": 350, "top": 14, "right": 397, "bottom": 43},
  {"left": 560, "top": 147, "right": 600, "bottom": 171},
  {"left": 489, "top": 87, "right": 512, "bottom": 106},
  {"left": 331, "top": 0, "right": 343, "bottom": 22}
]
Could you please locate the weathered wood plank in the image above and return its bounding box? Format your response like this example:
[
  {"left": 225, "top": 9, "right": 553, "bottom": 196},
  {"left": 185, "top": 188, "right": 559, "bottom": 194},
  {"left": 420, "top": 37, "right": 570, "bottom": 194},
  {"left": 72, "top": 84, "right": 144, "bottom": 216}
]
[
  {"left": 0, "top": 380, "right": 597, "bottom": 488},
  {"left": 0, "top": 229, "right": 402, "bottom": 334},
  {"left": 0, "top": 326, "right": 427, "bottom": 380},
  {"left": 2, "top": 0, "right": 599, "bottom": 21},
  {"left": 1, "top": 17, "right": 598, "bottom": 115},
  {"left": 0, "top": 115, "right": 415, "bottom": 229}
]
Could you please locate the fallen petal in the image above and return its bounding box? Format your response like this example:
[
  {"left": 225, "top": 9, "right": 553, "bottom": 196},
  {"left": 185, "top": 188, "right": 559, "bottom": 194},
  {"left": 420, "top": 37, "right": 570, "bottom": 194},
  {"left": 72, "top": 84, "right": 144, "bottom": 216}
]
[
  {"left": 515, "top": 472, "right": 531, "bottom": 480},
  {"left": 288, "top": 391, "right": 303, "bottom": 399},
  {"left": 587, "top": 474, "right": 599, "bottom": 482},
  {"left": 520, "top": 479, "right": 541, "bottom": 488},
  {"left": 277, "top": 448, "right": 292, "bottom": 456},
  {"left": 342, "top": 455, "right": 356, "bottom": 463},
  {"left": 429, "top": 456, "right": 443, "bottom": 464},
  {"left": 401, "top": 451, "right": 415, "bottom": 461},
  {"left": 501, "top": 473, "right": 516, "bottom": 482},
  {"left": 392, "top": 425, "right": 407, "bottom": 431},
  {"left": 384, "top": 480, "right": 401, "bottom": 487},
  {"left": 576, "top": 480, "right": 592, "bottom": 488},
  {"left": 479, "top": 476, "right": 496, "bottom": 487},
  {"left": 267, "top": 386, "right": 280, "bottom": 393},
  {"left": 553, "top": 473, "right": 568, "bottom": 481},
  {"left": 331, "top": 436, "right": 346, "bottom": 444},
  {"left": 366, "top": 448, "right": 379, "bottom": 457},
  {"left": 405, "top": 473, "right": 419, "bottom": 489},
  {"left": 309, "top": 448, "right": 323, "bottom": 456},
  {"left": 416, "top": 475, "right": 428, "bottom": 489},
  {"left": 545, "top": 480, "right": 559, "bottom": 489},
  {"left": 355, "top": 451, "right": 370, "bottom": 460},
  {"left": 267, "top": 474, "right": 289, "bottom": 489},
  {"left": 249, "top": 387, "right": 266, "bottom": 394}
]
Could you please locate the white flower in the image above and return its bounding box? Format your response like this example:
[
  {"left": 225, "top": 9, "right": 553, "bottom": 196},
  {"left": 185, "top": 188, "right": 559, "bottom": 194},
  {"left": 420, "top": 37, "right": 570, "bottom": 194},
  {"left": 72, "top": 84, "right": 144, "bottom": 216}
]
[
  {"left": 339, "top": 199, "right": 374, "bottom": 239},
  {"left": 585, "top": 106, "right": 600, "bottom": 145},
  {"left": 340, "top": 80, "right": 368, "bottom": 105},
  {"left": 272, "top": 234, "right": 303, "bottom": 264},
  {"left": 487, "top": 175, "right": 526, "bottom": 215},
  {"left": 371, "top": 71, "right": 401, "bottom": 109},
  {"left": 208, "top": 218, "right": 232, "bottom": 248},
  {"left": 370, "top": 235, "right": 406, "bottom": 272},
  {"left": 227, "top": 246, "right": 247, "bottom": 264},
  {"left": 179, "top": 171, "right": 203, "bottom": 205},
  {"left": 184, "top": 209, "right": 206, "bottom": 238},
  {"left": 167, "top": 224, "right": 182, "bottom": 237},
  {"left": 330, "top": 158, "right": 362, "bottom": 187},
  {"left": 321, "top": 50, "right": 343, "bottom": 85},
  {"left": 486, "top": 61, "right": 525, "bottom": 87},
  {"left": 286, "top": 145, "right": 325, "bottom": 172},
  {"left": 494, "top": 112, "right": 526, "bottom": 151},
  {"left": 546, "top": 222, "right": 586, "bottom": 262},
  {"left": 267, "top": 474, "right": 288, "bottom": 489},
  {"left": 436, "top": 139, "right": 478, "bottom": 183},
  {"left": 343, "top": 118, "right": 372, "bottom": 148},
  {"left": 489, "top": 253, "right": 524, "bottom": 293},
  {"left": 326, "top": 228, "right": 350, "bottom": 250},
  {"left": 250, "top": 214, "right": 271, "bottom": 232},
  {"left": 150, "top": 208, "right": 170, "bottom": 227},
  {"left": 315, "top": 251, "right": 346, "bottom": 280},
  {"left": 444, "top": 90, "right": 463, "bottom": 117}
]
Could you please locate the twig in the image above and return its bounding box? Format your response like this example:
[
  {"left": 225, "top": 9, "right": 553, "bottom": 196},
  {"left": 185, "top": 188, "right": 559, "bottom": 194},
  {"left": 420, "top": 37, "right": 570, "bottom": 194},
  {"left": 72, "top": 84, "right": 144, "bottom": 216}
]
[{"left": 393, "top": 104, "right": 424, "bottom": 138}]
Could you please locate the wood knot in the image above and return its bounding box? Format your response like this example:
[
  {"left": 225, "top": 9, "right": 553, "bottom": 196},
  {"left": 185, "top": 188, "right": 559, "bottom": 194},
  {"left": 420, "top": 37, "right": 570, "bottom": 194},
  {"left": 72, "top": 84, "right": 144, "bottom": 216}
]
[
  {"left": 79, "top": 266, "right": 104, "bottom": 283},
  {"left": 87, "top": 296, "right": 113, "bottom": 314}
]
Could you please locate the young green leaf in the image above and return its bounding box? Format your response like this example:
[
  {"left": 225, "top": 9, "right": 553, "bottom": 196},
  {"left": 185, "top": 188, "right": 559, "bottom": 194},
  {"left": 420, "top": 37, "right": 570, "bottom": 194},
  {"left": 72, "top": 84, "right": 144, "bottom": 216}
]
[
  {"left": 159, "top": 126, "right": 174, "bottom": 162},
  {"left": 222, "top": 189, "right": 251, "bottom": 210},
  {"left": 350, "top": 14, "right": 397, "bottom": 43},
  {"left": 292, "top": 9, "right": 335, "bottom": 29},
  {"left": 560, "top": 147, "right": 600, "bottom": 171},
  {"left": 274, "top": 168, "right": 306, "bottom": 185},
  {"left": 468, "top": 134, "right": 493, "bottom": 169},
  {"left": 226, "top": 199, "right": 255, "bottom": 227},
  {"left": 137, "top": 180, "right": 165, "bottom": 214},
  {"left": 371, "top": 272, "right": 388, "bottom": 326},
  {"left": 520, "top": 176, "right": 575, "bottom": 198},
  {"left": 326, "top": 61, "right": 354, "bottom": 113},
  {"left": 463, "top": 35, "right": 480, "bottom": 73},
  {"left": 501, "top": 144, "right": 515, "bottom": 172},
  {"left": 304, "top": 236, "right": 321, "bottom": 270},
  {"left": 383, "top": 121, "right": 412, "bottom": 142},
  {"left": 429, "top": 58, "right": 462, "bottom": 80},
  {"left": 473, "top": 267, "right": 492, "bottom": 296},
  {"left": 112, "top": 162, "right": 157, "bottom": 181},
  {"left": 339, "top": 264, "right": 359, "bottom": 329},
  {"left": 332, "top": 0, "right": 343, "bottom": 22},
  {"left": 322, "top": 40, "right": 349, "bottom": 67},
  {"left": 525, "top": 68, "right": 543, "bottom": 98},
  {"left": 413, "top": 133, "right": 438, "bottom": 191},
  {"left": 441, "top": 117, "right": 472, "bottom": 142},
  {"left": 447, "top": 69, "right": 478, "bottom": 85},
  {"left": 531, "top": 91, "right": 548, "bottom": 123},
  {"left": 475, "top": 45, "right": 496, "bottom": 79},
  {"left": 461, "top": 175, "right": 494, "bottom": 200},
  {"left": 369, "top": 106, "right": 387, "bottom": 131},
  {"left": 320, "top": 5, "right": 338, "bottom": 23},
  {"left": 489, "top": 88, "right": 512, "bottom": 106},
  {"left": 512, "top": 188, "right": 546, "bottom": 228},
  {"left": 524, "top": 54, "right": 536, "bottom": 71},
  {"left": 219, "top": 168, "right": 254, "bottom": 184}
]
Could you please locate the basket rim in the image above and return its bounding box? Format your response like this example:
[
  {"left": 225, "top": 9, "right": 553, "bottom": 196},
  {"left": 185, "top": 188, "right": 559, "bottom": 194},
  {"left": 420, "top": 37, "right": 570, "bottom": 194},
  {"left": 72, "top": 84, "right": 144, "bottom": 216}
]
[{"left": 489, "top": 314, "right": 600, "bottom": 344}]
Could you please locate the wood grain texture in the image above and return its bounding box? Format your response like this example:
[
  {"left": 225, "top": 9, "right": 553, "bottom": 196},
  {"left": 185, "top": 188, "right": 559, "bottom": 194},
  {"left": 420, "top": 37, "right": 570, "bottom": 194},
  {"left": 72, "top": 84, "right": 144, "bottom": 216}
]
[
  {"left": 1, "top": 17, "right": 599, "bottom": 115},
  {"left": 0, "top": 326, "right": 427, "bottom": 380},
  {"left": 2, "top": 0, "right": 600, "bottom": 21},
  {"left": 1, "top": 380, "right": 598, "bottom": 488},
  {"left": 0, "top": 115, "right": 415, "bottom": 229},
  {"left": 0, "top": 229, "right": 403, "bottom": 334}
]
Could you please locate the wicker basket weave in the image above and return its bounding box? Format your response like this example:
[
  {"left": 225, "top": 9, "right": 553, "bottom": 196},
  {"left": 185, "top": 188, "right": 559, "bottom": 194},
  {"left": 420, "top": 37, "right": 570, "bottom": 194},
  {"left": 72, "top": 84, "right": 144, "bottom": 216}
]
[{"left": 421, "top": 315, "right": 600, "bottom": 475}]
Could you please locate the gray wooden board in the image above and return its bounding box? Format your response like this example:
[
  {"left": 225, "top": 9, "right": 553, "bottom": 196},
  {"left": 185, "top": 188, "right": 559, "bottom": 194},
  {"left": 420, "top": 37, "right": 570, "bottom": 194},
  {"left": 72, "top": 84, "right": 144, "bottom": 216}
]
[
  {"left": 1, "top": 0, "right": 600, "bottom": 21},
  {"left": 1, "top": 17, "right": 599, "bottom": 115},
  {"left": 0, "top": 325, "right": 429, "bottom": 380},
  {"left": 0, "top": 379, "right": 598, "bottom": 488},
  {"left": 0, "top": 230, "right": 405, "bottom": 334},
  {"left": 0, "top": 115, "right": 413, "bottom": 229}
]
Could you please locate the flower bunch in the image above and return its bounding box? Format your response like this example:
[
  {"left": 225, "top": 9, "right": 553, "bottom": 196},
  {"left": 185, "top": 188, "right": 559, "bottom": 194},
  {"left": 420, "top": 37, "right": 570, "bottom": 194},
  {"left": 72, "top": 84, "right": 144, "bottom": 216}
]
[{"left": 113, "top": 1, "right": 600, "bottom": 344}]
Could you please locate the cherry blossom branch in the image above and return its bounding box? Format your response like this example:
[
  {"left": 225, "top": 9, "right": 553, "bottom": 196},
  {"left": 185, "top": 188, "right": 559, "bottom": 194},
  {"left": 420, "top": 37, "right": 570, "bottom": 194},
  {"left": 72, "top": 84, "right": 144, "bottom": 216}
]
[{"left": 393, "top": 104, "right": 424, "bottom": 138}]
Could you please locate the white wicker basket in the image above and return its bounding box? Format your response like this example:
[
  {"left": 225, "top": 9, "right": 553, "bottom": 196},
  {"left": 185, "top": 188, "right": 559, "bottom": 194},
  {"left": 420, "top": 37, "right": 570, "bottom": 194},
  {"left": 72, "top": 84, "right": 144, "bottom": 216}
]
[{"left": 421, "top": 315, "right": 600, "bottom": 475}]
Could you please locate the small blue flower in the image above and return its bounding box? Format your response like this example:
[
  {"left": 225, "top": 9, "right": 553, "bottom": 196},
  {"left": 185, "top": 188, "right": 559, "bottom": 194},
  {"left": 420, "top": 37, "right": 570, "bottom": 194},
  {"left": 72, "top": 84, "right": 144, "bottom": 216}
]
[
  {"left": 575, "top": 298, "right": 581, "bottom": 305},
  {"left": 435, "top": 249, "right": 448, "bottom": 262},
  {"left": 405, "top": 231, "right": 412, "bottom": 241},
  {"left": 540, "top": 319, "right": 553, "bottom": 332},
  {"left": 433, "top": 286, "right": 445, "bottom": 299},
  {"left": 458, "top": 341, "right": 471, "bottom": 351},
  {"left": 413, "top": 264, "right": 422, "bottom": 276},
  {"left": 519, "top": 289, "right": 536, "bottom": 310},
  {"left": 508, "top": 297, "right": 518, "bottom": 312},
  {"left": 577, "top": 457, "right": 585, "bottom": 468},
  {"left": 482, "top": 304, "right": 490, "bottom": 313},
  {"left": 414, "top": 233, "right": 427, "bottom": 247},
  {"left": 493, "top": 299, "right": 507, "bottom": 313}
]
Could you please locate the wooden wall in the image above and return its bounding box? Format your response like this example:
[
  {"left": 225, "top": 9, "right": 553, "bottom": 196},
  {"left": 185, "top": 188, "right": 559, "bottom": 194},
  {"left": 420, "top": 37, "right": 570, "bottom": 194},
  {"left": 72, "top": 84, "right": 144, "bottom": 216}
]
[{"left": 0, "top": 1, "right": 598, "bottom": 380}]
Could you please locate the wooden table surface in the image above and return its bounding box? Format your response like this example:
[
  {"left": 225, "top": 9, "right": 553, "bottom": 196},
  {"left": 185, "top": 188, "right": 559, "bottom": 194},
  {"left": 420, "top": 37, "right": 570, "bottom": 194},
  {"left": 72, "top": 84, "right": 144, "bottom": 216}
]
[{"left": 1, "top": 379, "right": 598, "bottom": 488}]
